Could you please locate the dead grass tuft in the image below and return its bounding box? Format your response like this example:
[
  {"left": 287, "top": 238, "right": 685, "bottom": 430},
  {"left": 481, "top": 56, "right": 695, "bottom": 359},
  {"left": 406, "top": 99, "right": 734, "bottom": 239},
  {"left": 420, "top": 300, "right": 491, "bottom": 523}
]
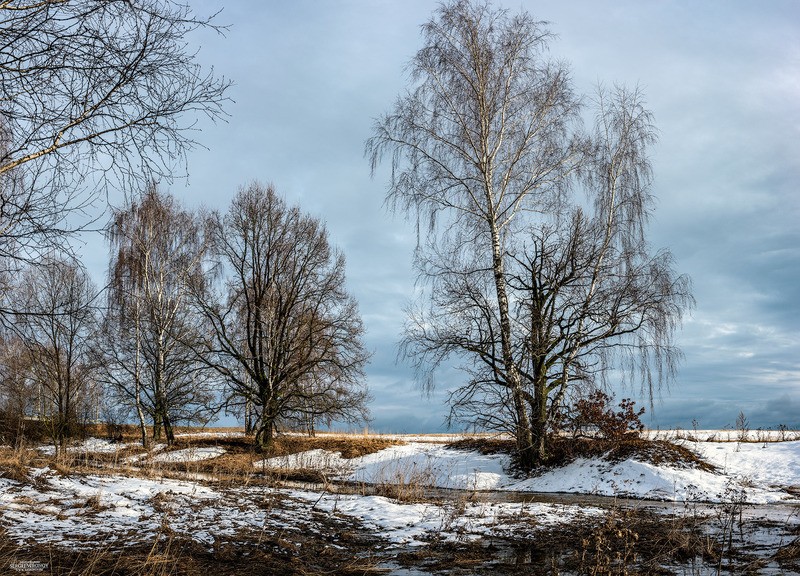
[
  {"left": 266, "top": 467, "right": 329, "bottom": 484},
  {"left": 0, "top": 446, "right": 34, "bottom": 483},
  {"left": 775, "top": 536, "right": 800, "bottom": 569}
]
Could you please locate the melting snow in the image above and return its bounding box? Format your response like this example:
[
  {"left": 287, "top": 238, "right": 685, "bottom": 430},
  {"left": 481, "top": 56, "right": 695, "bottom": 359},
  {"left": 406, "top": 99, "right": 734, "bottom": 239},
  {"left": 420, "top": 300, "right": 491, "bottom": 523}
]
[
  {"left": 149, "top": 446, "right": 226, "bottom": 463},
  {"left": 4, "top": 433, "right": 800, "bottom": 554},
  {"left": 257, "top": 439, "right": 800, "bottom": 504}
]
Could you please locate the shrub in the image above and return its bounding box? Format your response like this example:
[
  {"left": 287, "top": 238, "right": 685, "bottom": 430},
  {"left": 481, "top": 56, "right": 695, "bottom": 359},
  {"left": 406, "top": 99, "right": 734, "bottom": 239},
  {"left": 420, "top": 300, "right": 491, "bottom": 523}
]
[{"left": 571, "top": 390, "right": 645, "bottom": 441}]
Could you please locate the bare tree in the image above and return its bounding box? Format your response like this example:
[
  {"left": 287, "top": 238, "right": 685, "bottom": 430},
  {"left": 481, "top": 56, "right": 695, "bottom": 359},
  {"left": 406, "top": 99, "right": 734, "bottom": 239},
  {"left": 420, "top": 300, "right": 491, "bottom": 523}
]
[
  {"left": 0, "top": 0, "right": 229, "bottom": 294},
  {"left": 0, "top": 334, "right": 37, "bottom": 444},
  {"left": 100, "top": 185, "right": 216, "bottom": 446},
  {"left": 5, "top": 256, "right": 100, "bottom": 452},
  {"left": 368, "top": 1, "right": 692, "bottom": 467},
  {"left": 196, "top": 182, "right": 371, "bottom": 449}
]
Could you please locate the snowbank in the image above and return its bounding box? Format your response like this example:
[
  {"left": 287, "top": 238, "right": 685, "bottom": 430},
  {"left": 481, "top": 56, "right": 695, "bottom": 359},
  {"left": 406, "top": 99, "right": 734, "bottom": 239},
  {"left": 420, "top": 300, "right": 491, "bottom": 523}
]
[
  {"left": 149, "top": 446, "right": 226, "bottom": 463},
  {"left": 257, "top": 439, "right": 800, "bottom": 504},
  {"left": 291, "top": 490, "right": 603, "bottom": 546},
  {"left": 37, "top": 438, "right": 136, "bottom": 455}
]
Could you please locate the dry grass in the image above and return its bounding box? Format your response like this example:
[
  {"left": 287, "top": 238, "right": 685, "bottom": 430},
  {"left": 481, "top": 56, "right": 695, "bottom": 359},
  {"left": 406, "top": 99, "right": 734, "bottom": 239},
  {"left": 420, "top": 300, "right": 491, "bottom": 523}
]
[
  {"left": 266, "top": 434, "right": 402, "bottom": 459},
  {"left": 82, "top": 423, "right": 245, "bottom": 443},
  {"left": 446, "top": 437, "right": 516, "bottom": 455},
  {"left": 8, "top": 431, "right": 403, "bottom": 485},
  {"left": 775, "top": 536, "right": 800, "bottom": 572},
  {"left": 0, "top": 446, "right": 35, "bottom": 483},
  {"left": 395, "top": 506, "right": 724, "bottom": 575},
  {"left": 136, "top": 434, "right": 402, "bottom": 482},
  {"left": 371, "top": 466, "right": 435, "bottom": 503}
]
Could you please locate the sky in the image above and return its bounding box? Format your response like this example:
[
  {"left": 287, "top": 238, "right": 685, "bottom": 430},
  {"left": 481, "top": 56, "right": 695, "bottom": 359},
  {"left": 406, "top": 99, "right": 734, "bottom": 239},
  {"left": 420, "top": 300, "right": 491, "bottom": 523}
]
[{"left": 82, "top": 0, "right": 800, "bottom": 432}]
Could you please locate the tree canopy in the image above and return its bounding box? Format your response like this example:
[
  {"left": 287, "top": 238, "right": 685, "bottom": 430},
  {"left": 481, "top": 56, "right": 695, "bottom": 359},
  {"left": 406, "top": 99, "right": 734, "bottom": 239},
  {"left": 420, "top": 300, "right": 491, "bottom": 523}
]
[{"left": 369, "top": 0, "right": 693, "bottom": 466}]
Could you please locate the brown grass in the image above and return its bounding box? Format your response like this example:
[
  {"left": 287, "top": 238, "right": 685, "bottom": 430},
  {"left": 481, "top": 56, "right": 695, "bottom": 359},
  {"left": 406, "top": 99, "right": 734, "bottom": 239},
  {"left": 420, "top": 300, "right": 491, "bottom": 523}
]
[
  {"left": 0, "top": 446, "right": 35, "bottom": 483},
  {"left": 266, "top": 434, "right": 402, "bottom": 459},
  {"left": 446, "top": 437, "right": 516, "bottom": 455},
  {"left": 112, "top": 433, "right": 403, "bottom": 484},
  {"left": 0, "top": 431, "right": 401, "bottom": 488}
]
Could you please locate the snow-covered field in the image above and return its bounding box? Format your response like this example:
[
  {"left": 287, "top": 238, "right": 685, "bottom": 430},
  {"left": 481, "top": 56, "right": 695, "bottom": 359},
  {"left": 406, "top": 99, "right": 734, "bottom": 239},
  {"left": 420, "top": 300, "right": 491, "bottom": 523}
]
[
  {"left": 0, "top": 450, "right": 604, "bottom": 549},
  {"left": 259, "top": 437, "right": 800, "bottom": 504},
  {"left": 2, "top": 432, "right": 800, "bottom": 574}
]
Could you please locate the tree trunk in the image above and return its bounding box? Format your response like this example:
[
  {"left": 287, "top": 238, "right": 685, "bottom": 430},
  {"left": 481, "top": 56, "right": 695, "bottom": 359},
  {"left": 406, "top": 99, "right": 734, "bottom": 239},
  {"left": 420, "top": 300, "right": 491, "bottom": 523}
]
[
  {"left": 134, "top": 298, "right": 149, "bottom": 449},
  {"left": 531, "top": 378, "right": 549, "bottom": 463},
  {"left": 255, "top": 418, "right": 274, "bottom": 451},
  {"left": 486, "top": 199, "right": 535, "bottom": 469},
  {"left": 244, "top": 396, "right": 253, "bottom": 435},
  {"left": 153, "top": 334, "right": 171, "bottom": 444},
  {"left": 162, "top": 412, "right": 175, "bottom": 445},
  {"left": 307, "top": 412, "right": 316, "bottom": 437},
  {"left": 135, "top": 393, "right": 148, "bottom": 449}
]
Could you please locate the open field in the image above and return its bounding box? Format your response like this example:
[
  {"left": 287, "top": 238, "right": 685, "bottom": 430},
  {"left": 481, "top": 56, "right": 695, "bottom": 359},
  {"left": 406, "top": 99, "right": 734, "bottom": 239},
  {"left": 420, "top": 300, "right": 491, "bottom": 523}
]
[{"left": 2, "top": 429, "right": 800, "bottom": 575}]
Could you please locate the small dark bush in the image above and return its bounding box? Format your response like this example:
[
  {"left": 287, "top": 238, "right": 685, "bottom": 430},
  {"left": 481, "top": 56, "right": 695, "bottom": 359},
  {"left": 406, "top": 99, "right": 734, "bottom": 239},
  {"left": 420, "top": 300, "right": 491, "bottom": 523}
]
[{"left": 570, "top": 390, "right": 645, "bottom": 441}]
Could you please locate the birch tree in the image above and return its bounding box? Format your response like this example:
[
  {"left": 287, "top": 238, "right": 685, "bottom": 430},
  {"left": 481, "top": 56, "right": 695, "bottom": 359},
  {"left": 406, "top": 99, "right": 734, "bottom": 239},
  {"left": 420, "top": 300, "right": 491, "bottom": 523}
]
[
  {"left": 101, "top": 185, "right": 215, "bottom": 446},
  {"left": 368, "top": 0, "right": 692, "bottom": 467}
]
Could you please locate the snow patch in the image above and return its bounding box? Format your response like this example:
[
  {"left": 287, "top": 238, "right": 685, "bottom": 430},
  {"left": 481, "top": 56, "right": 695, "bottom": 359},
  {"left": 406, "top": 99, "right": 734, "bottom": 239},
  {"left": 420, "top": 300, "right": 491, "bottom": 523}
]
[
  {"left": 149, "top": 446, "right": 226, "bottom": 463},
  {"left": 255, "top": 439, "right": 800, "bottom": 503}
]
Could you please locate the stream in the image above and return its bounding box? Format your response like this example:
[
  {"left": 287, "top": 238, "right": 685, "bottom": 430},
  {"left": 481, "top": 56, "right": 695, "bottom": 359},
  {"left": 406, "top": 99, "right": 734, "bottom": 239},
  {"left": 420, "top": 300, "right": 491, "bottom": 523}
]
[
  {"left": 126, "top": 467, "right": 800, "bottom": 574},
  {"left": 290, "top": 479, "right": 800, "bottom": 575}
]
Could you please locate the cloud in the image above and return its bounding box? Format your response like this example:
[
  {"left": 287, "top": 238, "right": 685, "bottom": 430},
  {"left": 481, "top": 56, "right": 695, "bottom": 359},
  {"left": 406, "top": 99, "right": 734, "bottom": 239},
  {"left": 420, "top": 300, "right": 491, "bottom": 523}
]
[{"left": 78, "top": 0, "right": 799, "bottom": 434}]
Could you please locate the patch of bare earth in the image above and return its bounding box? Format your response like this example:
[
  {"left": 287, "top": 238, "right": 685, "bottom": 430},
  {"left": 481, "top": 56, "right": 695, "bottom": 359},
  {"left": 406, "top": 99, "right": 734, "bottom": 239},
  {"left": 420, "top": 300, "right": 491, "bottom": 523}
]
[{"left": 0, "top": 521, "right": 386, "bottom": 576}]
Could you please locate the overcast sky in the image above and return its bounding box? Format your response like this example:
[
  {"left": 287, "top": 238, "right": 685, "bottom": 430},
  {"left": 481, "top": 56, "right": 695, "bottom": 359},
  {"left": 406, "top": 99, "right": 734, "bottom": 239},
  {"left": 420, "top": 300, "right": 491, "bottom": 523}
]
[{"left": 84, "top": 0, "right": 800, "bottom": 432}]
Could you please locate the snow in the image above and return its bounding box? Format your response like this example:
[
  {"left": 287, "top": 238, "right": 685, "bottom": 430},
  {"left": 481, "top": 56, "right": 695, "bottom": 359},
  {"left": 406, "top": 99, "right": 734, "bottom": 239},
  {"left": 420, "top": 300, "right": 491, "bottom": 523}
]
[
  {"left": 4, "top": 433, "right": 800, "bottom": 555},
  {"left": 37, "top": 437, "right": 137, "bottom": 456},
  {"left": 257, "top": 438, "right": 800, "bottom": 504},
  {"left": 257, "top": 442, "right": 507, "bottom": 490},
  {"left": 61, "top": 433, "right": 800, "bottom": 504},
  {"left": 346, "top": 443, "right": 507, "bottom": 490},
  {"left": 685, "top": 439, "right": 800, "bottom": 490},
  {"left": 290, "top": 490, "right": 603, "bottom": 546},
  {"left": 259, "top": 448, "right": 348, "bottom": 473},
  {"left": 33, "top": 438, "right": 228, "bottom": 463},
  {"left": 0, "top": 463, "right": 607, "bottom": 550},
  {"left": 648, "top": 429, "right": 800, "bottom": 442},
  {"left": 0, "top": 467, "right": 344, "bottom": 548},
  {"left": 0, "top": 468, "right": 223, "bottom": 546},
  {"left": 148, "top": 446, "right": 226, "bottom": 463}
]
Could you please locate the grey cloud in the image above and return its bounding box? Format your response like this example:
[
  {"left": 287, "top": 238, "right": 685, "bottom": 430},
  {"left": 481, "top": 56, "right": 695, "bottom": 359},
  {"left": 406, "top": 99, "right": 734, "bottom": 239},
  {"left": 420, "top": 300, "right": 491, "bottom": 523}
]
[{"left": 85, "top": 0, "right": 800, "bottom": 434}]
